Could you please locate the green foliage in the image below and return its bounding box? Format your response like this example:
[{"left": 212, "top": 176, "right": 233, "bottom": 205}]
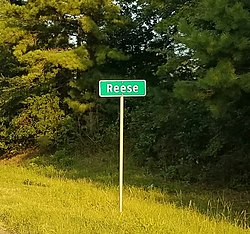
[
  {"left": 152, "top": 0, "right": 250, "bottom": 184},
  {"left": 1, "top": 0, "right": 250, "bottom": 188},
  {"left": 10, "top": 94, "right": 64, "bottom": 147},
  {"left": 173, "top": 0, "right": 250, "bottom": 116},
  {"left": 128, "top": 88, "right": 214, "bottom": 181},
  {"left": 0, "top": 0, "right": 128, "bottom": 154}
]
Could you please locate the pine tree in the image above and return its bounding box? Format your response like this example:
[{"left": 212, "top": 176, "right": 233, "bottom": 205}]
[
  {"left": 155, "top": 0, "right": 250, "bottom": 183},
  {"left": 0, "top": 0, "right": 127, "bottom": 151},
  {"left": 168, "top": 0, "right": 250, "bottom": 116}
]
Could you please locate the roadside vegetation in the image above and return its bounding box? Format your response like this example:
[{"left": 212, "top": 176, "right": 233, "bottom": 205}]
[
  {"left": 0, "top": 150, "right": 250, "bottom": 233},
  {"left": 0, "top": 0, "right": 250, "bottom": 232}
]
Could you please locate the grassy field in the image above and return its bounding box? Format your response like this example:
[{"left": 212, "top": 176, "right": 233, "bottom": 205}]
[{"left": 0, "top": 150, "right": 250, "bottom": 234}]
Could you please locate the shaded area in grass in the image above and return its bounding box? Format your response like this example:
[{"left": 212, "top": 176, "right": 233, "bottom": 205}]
[{"left": 1, "top": 148, "right": 250, "bottom": 228}]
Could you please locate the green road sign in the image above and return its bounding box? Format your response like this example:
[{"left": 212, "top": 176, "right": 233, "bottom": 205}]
[
  {"left": 99, "top": 79, "right": 146, "bottom": 212},
  {"left": 99, "top": 80, "right": 146, "bottom": 97}
]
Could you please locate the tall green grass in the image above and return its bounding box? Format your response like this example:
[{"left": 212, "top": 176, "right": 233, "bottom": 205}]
[{"left": 0, "top": 163, "right": 249, "bottom": 234}]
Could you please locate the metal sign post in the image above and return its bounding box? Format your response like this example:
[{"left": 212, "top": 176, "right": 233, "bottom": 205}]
[
  {"left": 119, "top": 95, "right": 124, "bottom": 213},
  {"left": 99, "top": 80, "right": 146, "bottom": 213}
]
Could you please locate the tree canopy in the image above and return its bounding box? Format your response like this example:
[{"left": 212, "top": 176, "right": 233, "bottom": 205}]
[{"left": 1, "top": 0, "right": 250, "bottom": 186}]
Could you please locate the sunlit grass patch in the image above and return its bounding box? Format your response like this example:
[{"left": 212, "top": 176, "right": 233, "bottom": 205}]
[{"left": 0, "top": 164, "right": 249, "bottom": 234}]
